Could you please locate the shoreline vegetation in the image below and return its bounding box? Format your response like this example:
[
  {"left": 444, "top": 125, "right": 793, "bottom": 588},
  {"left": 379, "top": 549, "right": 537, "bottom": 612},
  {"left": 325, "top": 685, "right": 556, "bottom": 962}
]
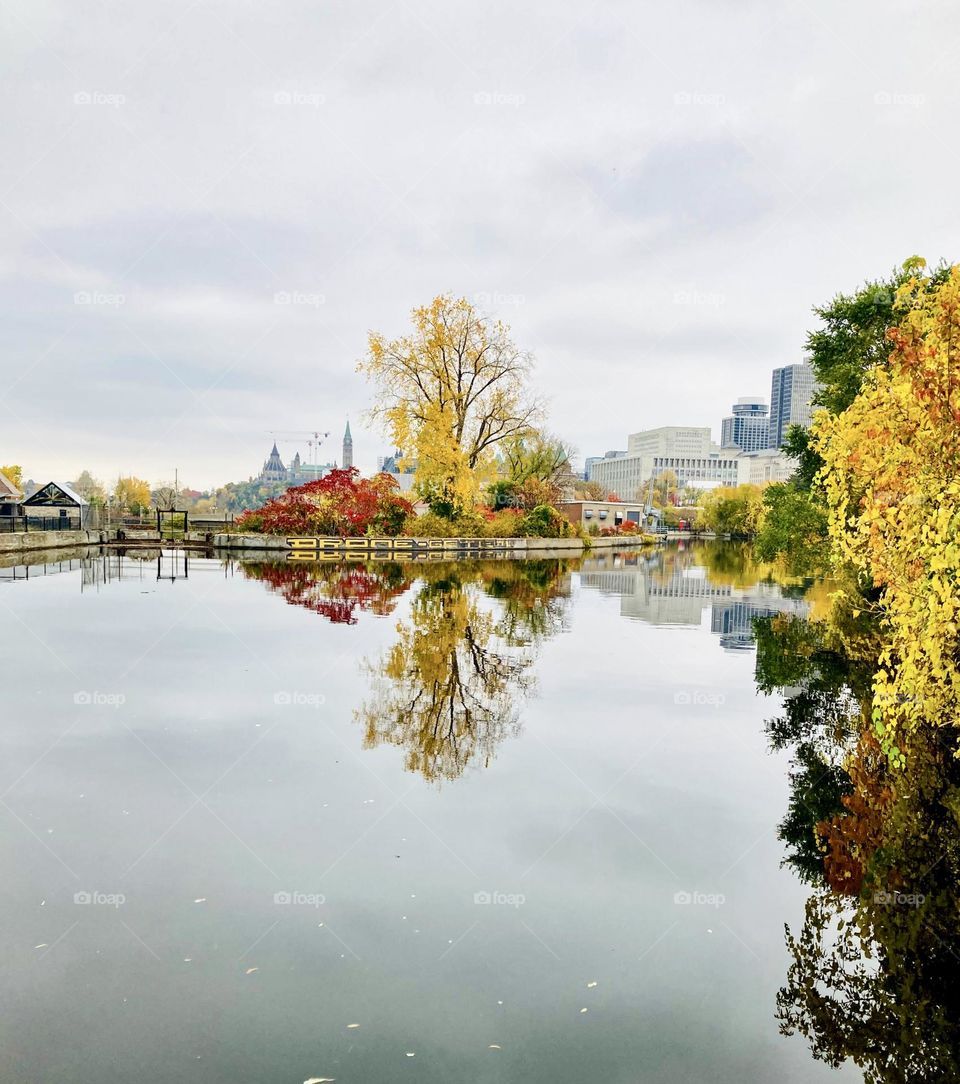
[
  {"left": 233, "top": 294, "right": 663, "bottom": 547},
  {"left": 738, "top": 257, "right": 960, "bottom": 1081}
]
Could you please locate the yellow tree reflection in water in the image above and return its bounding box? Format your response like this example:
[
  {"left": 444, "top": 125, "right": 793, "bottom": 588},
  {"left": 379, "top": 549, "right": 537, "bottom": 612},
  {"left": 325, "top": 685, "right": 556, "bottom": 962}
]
[
  {"left": 356, "top": 561, "right": 570, "bottom": 783},
  {"left": 757, "top": 593, "right": 960, "bottom": 1082}
]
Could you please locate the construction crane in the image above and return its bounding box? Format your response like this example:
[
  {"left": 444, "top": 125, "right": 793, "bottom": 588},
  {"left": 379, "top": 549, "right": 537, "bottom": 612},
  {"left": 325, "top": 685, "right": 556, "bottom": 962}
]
[{"left": 268, "top": 430, "right": 331, "bottom": 467}]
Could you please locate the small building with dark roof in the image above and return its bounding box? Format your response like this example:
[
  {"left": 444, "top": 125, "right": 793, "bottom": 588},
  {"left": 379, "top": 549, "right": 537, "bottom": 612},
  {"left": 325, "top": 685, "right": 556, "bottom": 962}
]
[{"left": 21, "top": 481, "right": 89, "bottom": 527}]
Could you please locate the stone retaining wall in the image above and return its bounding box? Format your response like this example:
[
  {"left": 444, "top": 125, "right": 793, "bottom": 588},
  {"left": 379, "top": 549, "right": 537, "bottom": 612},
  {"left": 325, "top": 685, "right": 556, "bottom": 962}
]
[
  {"left": 0, "top": 529, "right": 106, "bottom": 556},
  {"left": 211, "top": 533, "right": 657, "bottom": 557}
]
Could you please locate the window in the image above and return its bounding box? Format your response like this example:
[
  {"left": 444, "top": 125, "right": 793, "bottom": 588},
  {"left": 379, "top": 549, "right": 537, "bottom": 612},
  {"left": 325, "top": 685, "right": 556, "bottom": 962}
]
[{"left": 599, "top": 510, "right": 608, "bottom": 519}]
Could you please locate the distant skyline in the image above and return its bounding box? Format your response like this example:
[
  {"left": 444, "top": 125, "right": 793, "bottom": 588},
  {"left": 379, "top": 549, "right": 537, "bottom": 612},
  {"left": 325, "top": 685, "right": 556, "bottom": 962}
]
[{"left": 3, "top": 1, "right": 958, "bottom": 489}]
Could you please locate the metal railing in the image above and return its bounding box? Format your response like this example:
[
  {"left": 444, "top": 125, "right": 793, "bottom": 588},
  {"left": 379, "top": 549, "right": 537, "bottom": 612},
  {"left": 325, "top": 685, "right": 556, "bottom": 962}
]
[{"left": 0, "top": 516, "right": 85, "bottom": 532}]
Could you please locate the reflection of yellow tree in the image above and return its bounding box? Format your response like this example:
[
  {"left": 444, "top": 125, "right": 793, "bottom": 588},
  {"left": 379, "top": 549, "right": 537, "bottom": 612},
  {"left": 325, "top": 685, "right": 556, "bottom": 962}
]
[
  {"left": 777, "top": 729, "right": 960, "bottom": 1082},
  {"left": 761, "top": 593, "right": 960, "bottom": 1081},
  {"left": 356, "top": 562, "right": 569, "bottom": 782}
]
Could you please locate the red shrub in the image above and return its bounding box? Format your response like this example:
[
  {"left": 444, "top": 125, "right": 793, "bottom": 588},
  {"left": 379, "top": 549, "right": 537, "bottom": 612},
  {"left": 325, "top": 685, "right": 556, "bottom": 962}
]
[{"left": 236, "top": 469, "right": 414, "bottom": 537}]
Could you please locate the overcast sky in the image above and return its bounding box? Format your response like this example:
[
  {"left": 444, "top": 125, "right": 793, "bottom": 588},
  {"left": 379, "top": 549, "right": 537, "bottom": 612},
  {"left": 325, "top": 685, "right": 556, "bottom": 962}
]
[{"left": 2, "top": 0, "right": 958, "bottom": 490}]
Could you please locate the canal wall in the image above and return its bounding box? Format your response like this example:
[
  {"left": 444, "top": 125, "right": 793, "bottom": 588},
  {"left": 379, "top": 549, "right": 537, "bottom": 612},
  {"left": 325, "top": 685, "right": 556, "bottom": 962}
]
[
  {"left": 0, "top": 529, "right": 108, "bottom": 556},
  {"left": 0, "top": 528, "right": 658, "bottom": 560},
  {"left": 210, "top": 533, "right": 656, "bottom": 557}
]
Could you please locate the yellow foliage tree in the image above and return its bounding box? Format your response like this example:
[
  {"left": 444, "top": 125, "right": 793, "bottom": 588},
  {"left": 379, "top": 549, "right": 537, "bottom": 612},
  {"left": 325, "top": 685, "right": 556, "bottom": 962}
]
[
  {"left": 358, "top": 295, "right": 540, "bottom": 516},
  {"left": 113, "top": 476, "right": 151, "bottom": 513},
  {"left": 1, "top": 464, "right": 23, "bottom": 489},
  {"left": 700, "top": 483, "right": 766, "bottom": 537},
  {"left": 815, "top": 261, "right": 960, "bottom": 763}
]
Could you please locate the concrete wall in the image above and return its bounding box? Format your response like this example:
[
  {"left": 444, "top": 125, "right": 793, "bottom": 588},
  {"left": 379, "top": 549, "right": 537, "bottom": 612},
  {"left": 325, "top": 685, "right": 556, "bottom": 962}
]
[
  {"left": 211, "top": 533, "right": 657, "bottom": 556},
  {"left": 0, "top": 529, "right": 106, "bottom": 556}
]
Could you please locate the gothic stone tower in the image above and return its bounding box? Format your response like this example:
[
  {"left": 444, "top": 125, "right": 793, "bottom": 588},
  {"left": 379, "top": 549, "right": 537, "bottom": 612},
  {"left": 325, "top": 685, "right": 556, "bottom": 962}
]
[
  {"left": 342, "top": 419, "right": 353, "bottom": 470},
  {"left": 260, "top": 442, "right": 286, "bottom": 482}
]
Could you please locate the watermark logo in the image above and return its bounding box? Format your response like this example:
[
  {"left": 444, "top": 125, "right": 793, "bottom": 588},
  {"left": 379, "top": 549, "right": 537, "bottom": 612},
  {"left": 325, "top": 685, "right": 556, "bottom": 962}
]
[
  {"left": 473, "top": 91, "right": 526, "bottom": 108},
  {"left": 874, "top": 91, "right": 925, "bottom": 108},
  {"left": 673, "top": 690, "right": 725, "bottom": 707},
  {"left": 74, "top": 291, "right": 125, "bottom": 307},
  {"left": 474, "top": 890, "right": 526, "bottom": 908},
  {"left": 473, "top": 291, "right": 525, "bottom": 308},
  {"left": 273, "top": 290, "right": 325, "bottom": 308},
  {"left": 273, "top": 691, "right": 326, "bottom": 708},
  {"left": 874, "top": 890, "right": 925, "bottom": 907},
  {"left": 674, "top": 91, "right": 725, "bottom": 107},
  {"left": 673, "top": 289, "right": 725, "bottom": 307},
  {"left": 74, "top": 690, "right": 126, "bottom": 707},
  {"left": 74, "top": 890, "right": 126, "bottom": 908},
  {"left": 274, "top": 890, "right": 325, "bottom": 907},
  {"left": 74, "top": 91, "right": 126, "bottom": 108},
  {"left": 673, "top": 889, "right": 725, "bottom": 908},
  {"left": 274, "top": 90, "right": 325, "bottom": 108}
]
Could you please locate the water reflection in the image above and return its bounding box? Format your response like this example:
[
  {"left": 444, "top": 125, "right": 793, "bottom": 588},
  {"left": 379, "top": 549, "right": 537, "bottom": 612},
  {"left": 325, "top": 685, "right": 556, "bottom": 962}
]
[
  {"left": 756, "top": 591, "right": 960, "bottom": 1080},
  {"left": 356, "top": 561, "right": 571, "bottom": 782},
  {"left": 242, "top": 560, "right": 414, "bottom": 623},
  {"left": 579, "top": 542, "right": 812, "bottom": 648},
  {"left": 235, "top": 557, "right": 573, "bottom": 782}
]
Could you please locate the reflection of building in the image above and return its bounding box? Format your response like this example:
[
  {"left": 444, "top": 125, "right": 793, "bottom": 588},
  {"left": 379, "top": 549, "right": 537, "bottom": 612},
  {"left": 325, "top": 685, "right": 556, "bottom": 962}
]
[
  {"left": 578, "top": 549, "right": 809, "bottom": 647},
  {"left": 711, "top": 588, "right": 808, "bottom": 650},
  {"left": 721, "top": 398, "right": 769, "bottom": 452}
]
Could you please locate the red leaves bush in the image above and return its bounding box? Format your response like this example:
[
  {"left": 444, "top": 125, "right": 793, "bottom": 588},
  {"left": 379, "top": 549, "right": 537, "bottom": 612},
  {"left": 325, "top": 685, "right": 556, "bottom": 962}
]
[{"left": 236, "top": 468, "right": 414, "bottom": 537}]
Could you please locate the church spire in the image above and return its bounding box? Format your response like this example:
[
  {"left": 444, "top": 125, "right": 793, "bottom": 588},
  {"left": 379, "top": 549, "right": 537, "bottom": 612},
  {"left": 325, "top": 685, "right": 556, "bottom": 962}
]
[{"left": 342, "top": 418, "right": 354, "bottom": 470}]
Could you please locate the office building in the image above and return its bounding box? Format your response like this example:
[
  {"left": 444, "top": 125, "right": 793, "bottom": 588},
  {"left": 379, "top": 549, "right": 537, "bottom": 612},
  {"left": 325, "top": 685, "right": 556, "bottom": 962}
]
[
  {"left": 769, "top": 363, "right": 819, "bottom": 447},
  {"left": 720, "top": 398, "right": 769, "bottom": 452}
]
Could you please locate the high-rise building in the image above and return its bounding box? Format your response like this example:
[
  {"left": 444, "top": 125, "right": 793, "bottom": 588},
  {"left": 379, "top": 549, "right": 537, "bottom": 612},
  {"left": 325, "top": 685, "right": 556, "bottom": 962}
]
[
  {"left": 720, "top": 397, "right": 769, "bottom": 452},
  {"left": 626, "top": 426, "right": 713, "bottom": 458},
  {"left": 342, "top": 419, "right": 353, "bottom": 470},
  {"left": 768, "top": 363, "right": 818, "bottom": 448}
]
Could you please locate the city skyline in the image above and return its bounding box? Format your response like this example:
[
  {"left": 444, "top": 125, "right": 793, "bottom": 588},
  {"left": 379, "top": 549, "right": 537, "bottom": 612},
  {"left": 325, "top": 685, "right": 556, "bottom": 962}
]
[{"left": 3, "top": 2, "right": 955, "bottom": 490}]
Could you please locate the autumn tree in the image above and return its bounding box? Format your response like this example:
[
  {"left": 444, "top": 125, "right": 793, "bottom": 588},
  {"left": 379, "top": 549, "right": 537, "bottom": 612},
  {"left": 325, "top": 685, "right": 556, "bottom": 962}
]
[
  {"left": 574, "top": 479, "right": 606, "bottom": 501},
  {"left": 113, "top": 476, "right": 151, "bottom": 513},
  {"left": 358, "top": 295, "right": 541, "bottom": 517},
  {"left": 0, "top": 464, "right": 22, "bottom": 490},
  {"left": 755, "top": 258, "right": 950, "bottom": 571},
  {"left": 700, "top": 484, "right": 766, "bottom": 537},
  {"left": 71, "top": 470, "right": 106, "bottom": 505},
  {"left": 816, "top": 260, "right": 960, "bottom": 761},
  {"left": 638, "top": 469, "right": 679, "bottom": 508}
]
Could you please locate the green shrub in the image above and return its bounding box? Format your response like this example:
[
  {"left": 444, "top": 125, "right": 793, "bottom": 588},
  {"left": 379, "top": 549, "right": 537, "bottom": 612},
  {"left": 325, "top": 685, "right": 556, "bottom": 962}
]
[
  {"left": 406, "top": 510, "right": 490, "bottom": 538},
  {"left": 484, "top": 509, "right": 523, "bottom": 537},
  {"left": 518, "top": 504, "right": 572, "bottom": 538}
]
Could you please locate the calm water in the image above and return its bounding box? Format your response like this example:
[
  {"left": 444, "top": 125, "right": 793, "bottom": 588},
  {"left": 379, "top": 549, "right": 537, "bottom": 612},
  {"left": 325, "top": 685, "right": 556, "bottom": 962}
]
[{"left": 0, "top": 543, "right": 857, "bottom": 1083}]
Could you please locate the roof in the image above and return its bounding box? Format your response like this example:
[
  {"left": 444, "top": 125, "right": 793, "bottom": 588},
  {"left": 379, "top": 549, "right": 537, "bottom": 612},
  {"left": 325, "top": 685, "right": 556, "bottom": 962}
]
[
  {"left": 0, "top": 470, "right": 20, "bottom": 500},
  {"left": 21, "top": 480, "right": 88, "bottom": 507}
]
